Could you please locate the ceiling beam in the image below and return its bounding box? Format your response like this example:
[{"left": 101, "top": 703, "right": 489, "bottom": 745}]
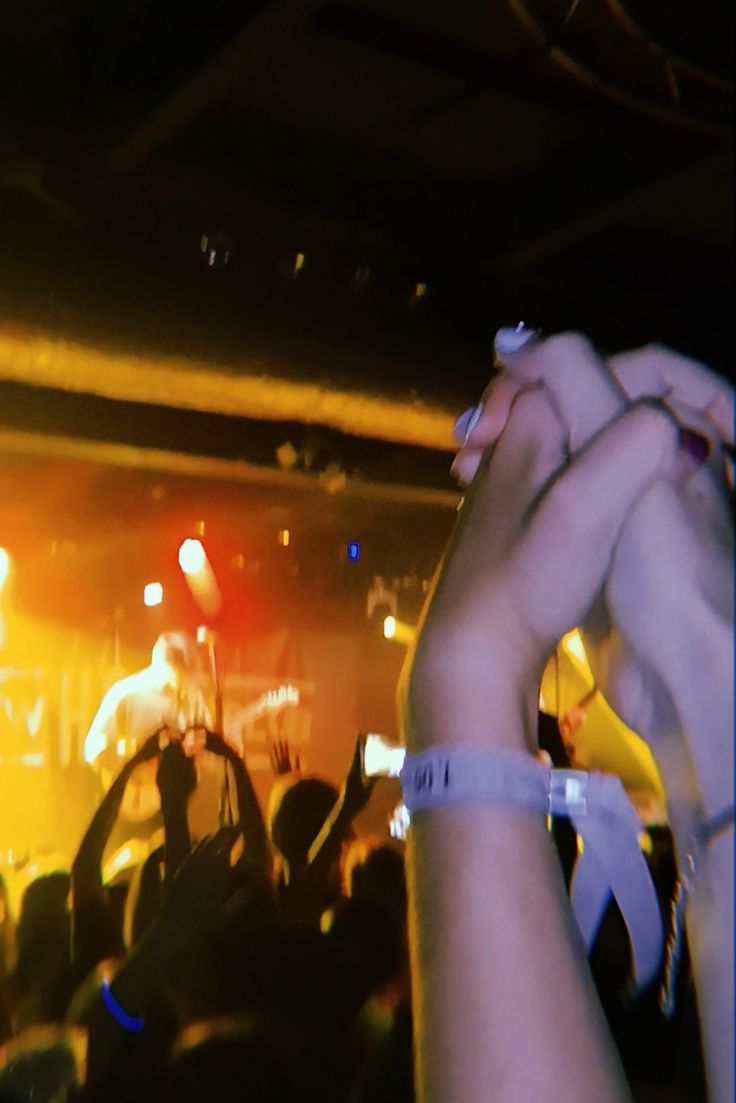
[
  {"left": 0, "top": 426, "right": 457, "bottom": 509},
  {"left": 108, "top": 0, "right": 327, "bottom": 172},
  {"left": 0, "top": 325, "right": 456, "bottom": 453},
  {"left": 492, "top": 150, "right": 730, "bottom": 270}
]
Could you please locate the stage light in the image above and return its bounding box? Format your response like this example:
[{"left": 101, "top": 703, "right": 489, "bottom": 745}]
[
  {"left": 0, "top": 547, "right": 10, "bottom": 589},
  {"left": 563, "top": 630, "right": 586, "bottom": 664},
  {"left": 143, "top": 581, "right": 164, "bottom": 607},
  {"left": 278, "top": 528, "right": 291, "bottom": 547},
  {"left": 179, "top": 538, "right": 207, "bottom": 574},
  {"left": 382, "top": 616, "right": 416, "bottom": 645},
  {"left": 347, "top": 541, "right": 361, "bottom": 562},
  {"left": 181, "top": 543, "right": 222, "bottom": 617}
]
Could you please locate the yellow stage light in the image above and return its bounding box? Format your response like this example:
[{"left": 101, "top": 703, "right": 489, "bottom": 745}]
[
  {"left": 178, "top": 538, "right": 207, "bottom": 574},
  {"left": 383, "top": 616, "right": 415, "bottom": 645},
  {"left": 563, "top": 629, "right": 587, "bottom": 664},
  {"left": 278, "top": 528, "right": 290, "bottom": 547},
  {"left": 143, "top": 581, "right": 164, "bottom": 607},
  {"left": 0, "top": 547, "right": 10, "bottom": 589}
]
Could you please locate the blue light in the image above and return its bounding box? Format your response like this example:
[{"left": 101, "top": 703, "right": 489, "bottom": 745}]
[{"left": 347, "top": 541, "right": 361, "bottom": 562}]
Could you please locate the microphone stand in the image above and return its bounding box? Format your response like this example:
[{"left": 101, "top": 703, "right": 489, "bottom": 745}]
[{"left": 202, "top": 631, "right": 233, "bottom": 826}]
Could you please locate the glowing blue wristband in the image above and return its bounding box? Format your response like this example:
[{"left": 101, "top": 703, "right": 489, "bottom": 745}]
[{"left": 101, "top": 979, "right": 145, "bottom": 1033}]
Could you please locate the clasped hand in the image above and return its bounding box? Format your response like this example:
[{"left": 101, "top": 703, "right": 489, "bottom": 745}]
[{"left": 402, "top": 331, "right": 733, "bottom": 824}]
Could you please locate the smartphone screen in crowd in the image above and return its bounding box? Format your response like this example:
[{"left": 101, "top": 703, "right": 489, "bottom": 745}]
[{"left": 361, "top": 732, "right": 406, "bottom": 779}]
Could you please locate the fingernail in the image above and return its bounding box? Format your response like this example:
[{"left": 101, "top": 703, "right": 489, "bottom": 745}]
[
  {"left": 494, "top": 322, "right": 537, "bottom": 355},
  {"left": 453, "top": 403, "right": 483, "bottom": 444},
  {"left": 678, "top": 427, "right": 710, "bottom": 464}
]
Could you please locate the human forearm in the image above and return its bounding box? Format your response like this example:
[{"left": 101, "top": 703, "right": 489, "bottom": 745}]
[
  {"left": 409, "top": 806, "right": 631, "bottom": 1103},
  {"left": 85, "top": 922, "right": 173, "bottom": 1090},
  {"left": 156, "top": 742, "right": 196, "bottom": 885},
  {"left": 405, "top": 690, "right": 631, "bottom": 1103},
  {"left": 130, "top": 847, "right": 164, "bottom": 944},
  {"left": 73, "top": 762, "right": 135, "bottom": 896},
  {"left": 306, "top": 795, "right": 352, "bottom": 872},
  {"left": 304, "top": 737, "right": 372, "bottom": 881},
  {"left": 667, "top": 606, "right": 733, "bottom": 821},
  {"left": 229, "top": 753, "right": 271, "bottom": 872},
  {"left": 658, "top": 632, "right": 734, "bottom": 1103},
  {"left": 160, "top": 800, "right": 191, "bottom": 887}
]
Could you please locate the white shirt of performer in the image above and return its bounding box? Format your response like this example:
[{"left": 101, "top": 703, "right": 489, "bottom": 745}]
[
  {"left": 83, "top": 632, "right": 212, "bottom": 818},
  {"left": 83, "top": 668, "right": 210, "bottom": 767}
]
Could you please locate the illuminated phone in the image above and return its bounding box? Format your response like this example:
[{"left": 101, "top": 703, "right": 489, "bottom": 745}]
[
  {"left": 389, "top": 801, "right": 411, "bottom": 840},
  {"left": 362, "top": 732, "right": 406, "bottom": 779}
]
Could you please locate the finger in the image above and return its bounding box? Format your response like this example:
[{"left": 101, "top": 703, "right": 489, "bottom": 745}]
[
  {"left": 609, "top": 345, "right": 734, "bottom": 446},
  {"left": 456, "top": 375, "right": 520, "bottom": 447},
  {"left": 451, "top": 375, "right": 520, "bottom": 485},
  {"left": 461, "top": 384, "right": 568, "bottom": 545},
  {"left": 494, "top": 331, "right": 627, "bottom": 452},
  {"left": 513, "top": 401, "right": 680, "bottom": 648},
  {"left": 452, "top": 332, "right": 628, "bottom": 487}
]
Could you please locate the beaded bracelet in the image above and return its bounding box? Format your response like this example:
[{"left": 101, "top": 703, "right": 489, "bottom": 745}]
[{"left": 659, "top": 802, "right": 735, "bottom": 1018}]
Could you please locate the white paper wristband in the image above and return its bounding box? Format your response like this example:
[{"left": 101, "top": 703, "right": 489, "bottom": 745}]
[{"left": 400, "top": 746, "right": 663, "bottom": 994}]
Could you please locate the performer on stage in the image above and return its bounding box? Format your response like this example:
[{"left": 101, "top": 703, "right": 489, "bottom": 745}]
[{"left": 83, "top": 631, "right": 212, "bottom": 831}]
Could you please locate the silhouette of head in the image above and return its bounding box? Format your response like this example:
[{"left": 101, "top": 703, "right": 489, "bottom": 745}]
[{"left": 268, "top": 777, "right": 339, "bottom": 866}]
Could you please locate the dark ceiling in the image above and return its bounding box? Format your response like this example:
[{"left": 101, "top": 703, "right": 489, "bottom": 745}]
[{"left": 0, "top": 0, "right": 733, "bottom": 493}]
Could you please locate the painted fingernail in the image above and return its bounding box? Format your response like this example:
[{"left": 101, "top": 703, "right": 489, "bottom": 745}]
[
  {"left": 494, "top": 322, "right": 537, "bottom": 356},
  {"left": 453, "top": 403, "right": 483, "bottom": 444},
  {"left": 678, "top": 427, "right": 710, "bottom": 464}
]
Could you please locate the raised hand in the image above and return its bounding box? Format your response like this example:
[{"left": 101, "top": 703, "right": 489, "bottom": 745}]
[
  {"left": 269, "top": 737, "right": 300, "bottom": 776},
  {"left": 445, "top": 330, "right": 733, "bottom": 1100},
  {"left": 156, "top": 741, "right": 197, "bottom": 805},
  {"left": 342, "top": 735, "right": 375, "bottom": 817},
  {"left": 404, "top": 366, "right": 683, "bottom": 755},
  {"left": 450, "top": 331, "right": 733, "bottom": 812},
  {"left": 402, "top": 362, "right": 679, "bottom": 1103},
  {"left": 205, "top": 728, "right": 271, "bottom": 873}
]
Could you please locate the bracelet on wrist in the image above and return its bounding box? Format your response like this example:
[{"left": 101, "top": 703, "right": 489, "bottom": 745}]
[
  {"left": 100, "top": 979, "right": 145, "bottom": 1033},
  {"left": 659, "top": 801, "right": 734, "bottom": 1018},
  {"left": 400, "top": 745, "right": 663, "bottom": 995}
]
